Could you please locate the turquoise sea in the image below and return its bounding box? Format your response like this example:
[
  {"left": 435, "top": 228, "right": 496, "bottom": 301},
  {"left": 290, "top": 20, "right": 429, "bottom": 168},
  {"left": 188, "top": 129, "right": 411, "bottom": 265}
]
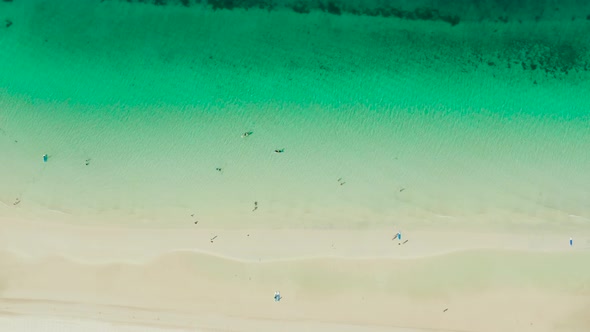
[{"left": 1, "top": 0, "right": 589, "bottom": 229}]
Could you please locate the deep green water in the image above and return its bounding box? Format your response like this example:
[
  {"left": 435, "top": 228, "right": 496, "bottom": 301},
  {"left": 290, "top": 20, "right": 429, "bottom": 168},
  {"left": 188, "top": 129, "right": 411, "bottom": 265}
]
[{"left": 1, "top": 0, "right": 589, "bottom": 229}]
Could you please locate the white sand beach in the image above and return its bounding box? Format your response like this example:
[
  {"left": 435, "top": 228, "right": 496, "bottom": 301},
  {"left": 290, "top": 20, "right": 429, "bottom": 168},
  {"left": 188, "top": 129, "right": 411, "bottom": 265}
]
[{"left": 1, "top": 216, "right": 589, "bottom": 332}]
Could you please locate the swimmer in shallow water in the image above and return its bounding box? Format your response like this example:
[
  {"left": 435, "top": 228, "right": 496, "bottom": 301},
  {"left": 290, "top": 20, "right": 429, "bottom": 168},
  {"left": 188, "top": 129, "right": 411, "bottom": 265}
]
[
  {"left": 241, "top": 131, "right": 253, "bottom": 138},
  {"left": 274, "top": 149, "right": 284, "bottom": 153}
]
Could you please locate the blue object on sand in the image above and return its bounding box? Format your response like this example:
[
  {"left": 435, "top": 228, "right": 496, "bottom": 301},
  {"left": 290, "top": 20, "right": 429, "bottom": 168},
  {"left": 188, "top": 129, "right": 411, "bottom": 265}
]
[
  {"left": 274, "top": 291, "right": 281, "bottom": 302},
  {"left": 570, "top": 237, "right": 573, "bottom": 246},
  {"left": 397, "top": 232, "right": 401, "bottom": 240},
  {"left": 43, "top": 154, "right": 48, "bottom": 163}
]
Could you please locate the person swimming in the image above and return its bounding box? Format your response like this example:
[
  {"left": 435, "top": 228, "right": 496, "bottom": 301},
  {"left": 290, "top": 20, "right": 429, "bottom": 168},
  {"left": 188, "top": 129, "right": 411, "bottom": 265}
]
[
  {"left": 241, "top": 131, "right": 253, "bottom": 138},
  {"left": 274, "top": 149, "right": 284, "bottom": 153}
]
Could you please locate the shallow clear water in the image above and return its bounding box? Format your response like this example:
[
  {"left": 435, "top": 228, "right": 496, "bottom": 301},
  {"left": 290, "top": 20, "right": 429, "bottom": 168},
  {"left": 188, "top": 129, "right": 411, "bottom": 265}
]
[{"left": 1, "top": 0, "right": 589, "bottom": 229}]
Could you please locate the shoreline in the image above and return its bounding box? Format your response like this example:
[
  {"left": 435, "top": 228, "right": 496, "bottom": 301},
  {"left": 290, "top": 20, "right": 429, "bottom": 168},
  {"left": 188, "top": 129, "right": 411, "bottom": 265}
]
[
  {"left": 1, "top": 218, "right": 589, "bottom": 331},
  {"left": 1, "top": 2, "right": 589, "bottom": 329},
  {"left": 1, "top": 217, "right": 588, "bottom": 263}
]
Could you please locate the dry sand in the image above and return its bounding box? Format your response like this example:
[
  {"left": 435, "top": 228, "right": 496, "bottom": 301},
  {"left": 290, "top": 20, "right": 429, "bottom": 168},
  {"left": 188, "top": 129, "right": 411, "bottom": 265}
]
[{"left": 1, "top": 217, "right": 589, "bottom": 332}]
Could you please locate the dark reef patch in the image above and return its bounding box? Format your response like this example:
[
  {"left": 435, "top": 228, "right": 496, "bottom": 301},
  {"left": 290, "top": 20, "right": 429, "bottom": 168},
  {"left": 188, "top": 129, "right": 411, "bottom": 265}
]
[
  {"left": 87, "top": 0, "right": 590, "bottom": 83},
  {"left": 109, "top": 0, "right": 463, "bottom": 26},
  {"left": 207, "top": 0, "right": 235, "bottom": 10},
  {"left": 205, "top": 0, "right": 274, "bottom": 11},
  {"left": 414, "top": 7, "right": 438, "bottom": 20},
  {"left": 472, "top": 39, "right": 589, "bottom": 80},
  {"left": 99, "top": 0, "right": 590, "bottom": 29},
  {"left": 325, "top": 2, "right": 341, "bottom": 16},
  {"left": 122, "top": 0, "right": 205, "bottom": 5},
  {"left": 288, "top": 1, "right": 309, "bottom": 14},
  {"left": 439, "top": 14, "right": 461, "bottom": 26}
]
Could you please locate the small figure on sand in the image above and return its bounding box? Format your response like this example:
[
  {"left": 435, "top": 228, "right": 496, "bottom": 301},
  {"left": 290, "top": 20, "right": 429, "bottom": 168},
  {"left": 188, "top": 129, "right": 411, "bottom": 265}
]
[
  {"left": 43, "top": 154, "right": 48, "bottom": 163},
  {"left": 241, "top": 131, "right": 253, "bottom": 138},
  {"left": 252, "top": 201, "right": 258, "bottom": 212},
  {"left": 274, "top": 291, "right": 282, "bottom": 302},
  {"left": 394, "top": 231, "right": 403, "bottom": 244},
  {"left": 274, "top": 148, "right": 284, "bottom": 154},
  {"left": 570, "top": 237, "right": 573, "bottom": 246}
]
